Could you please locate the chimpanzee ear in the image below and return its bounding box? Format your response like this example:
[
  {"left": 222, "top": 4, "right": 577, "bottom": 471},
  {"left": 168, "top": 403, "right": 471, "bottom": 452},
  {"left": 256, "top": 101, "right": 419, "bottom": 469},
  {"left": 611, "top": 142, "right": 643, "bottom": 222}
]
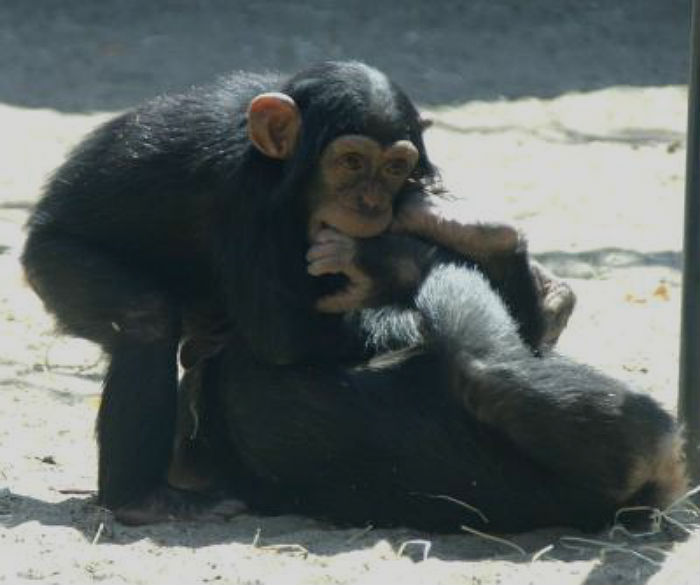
[{"left": 247, "top": 93, "right": 301, "bottom": 160}]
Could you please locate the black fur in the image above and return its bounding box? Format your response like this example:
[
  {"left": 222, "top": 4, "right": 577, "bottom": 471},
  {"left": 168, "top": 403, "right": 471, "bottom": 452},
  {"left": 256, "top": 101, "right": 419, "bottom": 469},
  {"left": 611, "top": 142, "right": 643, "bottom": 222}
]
[
  {"left": 24, "top": 62, "right": 547, "bottom": 512},
  {"left": 186, "top": 259, "right": 682, "bottom": 532}
]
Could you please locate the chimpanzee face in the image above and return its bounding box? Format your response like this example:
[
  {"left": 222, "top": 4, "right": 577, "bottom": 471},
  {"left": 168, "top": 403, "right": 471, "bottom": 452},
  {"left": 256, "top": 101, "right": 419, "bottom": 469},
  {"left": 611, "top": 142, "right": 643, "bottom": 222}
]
[
  {"left": 246, "top": 91, "right": 422, "bottom": 241},
  {"left": 305, "top": 134, "right": 418, "bottom": 239}
]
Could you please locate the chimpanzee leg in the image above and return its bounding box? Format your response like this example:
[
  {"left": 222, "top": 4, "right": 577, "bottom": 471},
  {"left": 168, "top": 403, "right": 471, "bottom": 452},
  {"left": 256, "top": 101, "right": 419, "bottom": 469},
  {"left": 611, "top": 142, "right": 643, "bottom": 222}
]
[
  {"left": 416, "top": 264, "right": 687, "bottom": 508},
  {"left": 22, "top": 230, "right": 182, "bottom": 512},
  {"left": 22, "top": 230, "right": 179, "bottom": 347},
  {"left": 451, "top": 357, "right": 686, "bottom": 506},
  {"left": 97, "top": 338, "right": 178, "bottom": 508}
]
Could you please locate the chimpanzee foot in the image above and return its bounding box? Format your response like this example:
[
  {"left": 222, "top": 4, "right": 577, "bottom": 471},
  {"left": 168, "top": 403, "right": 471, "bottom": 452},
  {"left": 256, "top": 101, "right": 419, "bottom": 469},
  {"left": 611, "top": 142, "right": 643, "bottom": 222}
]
[{"left": 112, "top": 485, "right": 219, "bottom": 526}]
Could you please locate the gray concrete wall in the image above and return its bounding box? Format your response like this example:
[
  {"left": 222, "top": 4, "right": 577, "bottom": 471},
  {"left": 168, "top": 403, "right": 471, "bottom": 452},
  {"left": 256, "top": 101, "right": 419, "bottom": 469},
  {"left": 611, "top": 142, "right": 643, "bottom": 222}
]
[{"left": 0, "top": 0, "right": 690, "bottom": 111}]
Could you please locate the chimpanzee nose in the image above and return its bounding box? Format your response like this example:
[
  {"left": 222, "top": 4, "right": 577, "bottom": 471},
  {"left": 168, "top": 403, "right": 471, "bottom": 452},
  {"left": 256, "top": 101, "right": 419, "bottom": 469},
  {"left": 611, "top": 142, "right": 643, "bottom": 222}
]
[{"left": 359, "top": 190, "right": 385, "bottom": 214}]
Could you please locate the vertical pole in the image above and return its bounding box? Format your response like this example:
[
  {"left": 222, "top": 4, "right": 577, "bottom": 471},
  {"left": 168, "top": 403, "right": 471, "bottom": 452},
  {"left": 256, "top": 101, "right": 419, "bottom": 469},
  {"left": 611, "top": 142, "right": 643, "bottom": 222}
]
[{"left": 679, "top": 0, "right": 700, "bottom": 483}]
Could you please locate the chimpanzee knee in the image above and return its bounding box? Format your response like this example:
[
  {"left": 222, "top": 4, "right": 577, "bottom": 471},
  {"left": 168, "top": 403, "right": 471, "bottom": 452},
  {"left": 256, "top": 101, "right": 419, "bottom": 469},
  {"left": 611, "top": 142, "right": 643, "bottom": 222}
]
[{"left": 22, "top": 229, "right": 179, "bottom": 350}]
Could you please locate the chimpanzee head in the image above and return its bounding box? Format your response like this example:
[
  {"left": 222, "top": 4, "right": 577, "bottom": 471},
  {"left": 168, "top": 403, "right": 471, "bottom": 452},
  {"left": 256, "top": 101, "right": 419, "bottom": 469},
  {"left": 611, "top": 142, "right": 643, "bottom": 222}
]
[{"left": 246, "top": 61, "right": 435, "bottom": 240}]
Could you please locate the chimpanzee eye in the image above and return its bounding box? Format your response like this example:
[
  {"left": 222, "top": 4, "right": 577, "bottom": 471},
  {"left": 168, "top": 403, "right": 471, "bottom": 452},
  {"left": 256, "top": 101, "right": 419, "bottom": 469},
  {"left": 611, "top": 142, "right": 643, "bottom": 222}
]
[
  {"left": 339, "top": 153, "right": 364, "bottom": 171},
  {"left": 384, "top": 159, "right": 411, "bottom": 177}
]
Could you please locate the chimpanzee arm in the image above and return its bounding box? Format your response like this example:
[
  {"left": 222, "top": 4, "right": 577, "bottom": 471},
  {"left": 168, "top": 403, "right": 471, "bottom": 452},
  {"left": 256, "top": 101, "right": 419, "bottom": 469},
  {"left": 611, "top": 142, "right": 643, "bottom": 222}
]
[
  {"left": 391, "top": 186, "right": 575, "bottom": 349},
  {"left": 310, "top": 229, "right": 546, "bottom": 352},
  {"left": 391, "top": 186, "right": 521, "bottom": 264}
]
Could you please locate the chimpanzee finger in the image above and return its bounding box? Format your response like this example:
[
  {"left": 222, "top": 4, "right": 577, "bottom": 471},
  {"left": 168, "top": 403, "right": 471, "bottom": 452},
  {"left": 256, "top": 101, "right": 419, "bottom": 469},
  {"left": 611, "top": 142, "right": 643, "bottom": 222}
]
[
  {"left": 308, "top": 258, "right": 338, "bottom": 276},
  {"left": 313, "top": 227, "right": 352, "bottom": 245},
  {"left": 305, "top": 241, "right": 353, "bottom": 263},
  {"left": 308, "top": 256, "right": 353, "bottom": 276}
]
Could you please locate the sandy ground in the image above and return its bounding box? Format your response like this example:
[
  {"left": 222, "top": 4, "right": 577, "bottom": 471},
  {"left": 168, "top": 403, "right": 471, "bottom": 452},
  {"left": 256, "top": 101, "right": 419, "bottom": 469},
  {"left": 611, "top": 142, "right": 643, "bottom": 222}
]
[
  {"left": 1, "top": 1, "right": 699, "bottom": 584},
  {"left": 1, "top": 85, "right": 698, "bottom": 585}
]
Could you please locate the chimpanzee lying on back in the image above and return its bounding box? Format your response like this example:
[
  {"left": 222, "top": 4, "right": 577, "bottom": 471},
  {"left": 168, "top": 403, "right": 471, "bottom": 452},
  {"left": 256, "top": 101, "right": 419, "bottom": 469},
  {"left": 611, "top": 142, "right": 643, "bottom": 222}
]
[{"left": 170, "top": 232, "right": 687, "bottom": 533}]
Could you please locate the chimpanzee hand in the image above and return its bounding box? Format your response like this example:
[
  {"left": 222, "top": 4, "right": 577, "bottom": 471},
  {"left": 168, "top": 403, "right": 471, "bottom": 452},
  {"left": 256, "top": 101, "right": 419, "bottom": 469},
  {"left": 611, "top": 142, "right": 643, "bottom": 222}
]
[
  {"left": 306, "top": 228, "right": 374, "bottom": 313},
  {"left": 530, "top": 260, "right": 577, "bottom": 349}
]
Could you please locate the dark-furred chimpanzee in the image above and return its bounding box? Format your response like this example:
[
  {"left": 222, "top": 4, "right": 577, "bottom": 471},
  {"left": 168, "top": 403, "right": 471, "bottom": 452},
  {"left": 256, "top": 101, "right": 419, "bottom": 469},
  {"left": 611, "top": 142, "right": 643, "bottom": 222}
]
[
  {"left": 21, "top": 61, "right": 574, "bottom": 523},
  {"left": 171, "top": 232, "right": 687, "bottom": 533}
]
